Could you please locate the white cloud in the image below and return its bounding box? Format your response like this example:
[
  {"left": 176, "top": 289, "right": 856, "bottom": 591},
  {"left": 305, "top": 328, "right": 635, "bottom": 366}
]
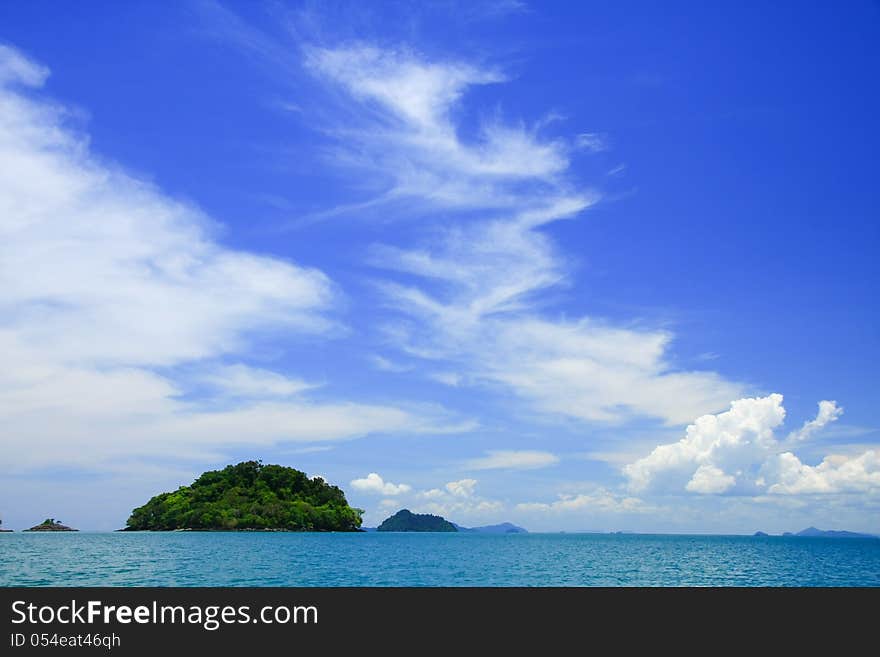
[
  {"left": 480, "top": 319, "right": 743, "bottom": 425},
  {"left": 195, "top": 364, "right": 317, "bottom": 398},
  {"left": 306, "top": 44, "right": 582, "bottom": 218},
  {"left": 685, "top": 464, "right": 736, "bottom": 495},
  {"left": 445, "top": 478, "right": 477, "bottom": 497},
  {"left": 308, "top": 45, "right": 500, "bottom": 133},
  {"left": 305, "top": 44, "right": 746, "bottom": 426},
  {"left": 415, "top": 498, "right": 503, "bottom": 520},
  {"left": 622, "top": 393, "right": 872, "bottom": 497},
  {"left": 516, "top": 488, "right": 648, "bottom": 514},
  {"left": 625, "top": 394, "right": 786, "bottom": 494},
  {"left": 306, "top": 45, "right": 571, "bottom": 196},
  {"left": 764, "top": 451, "right": 880, "bottom": 495},
  {"left": 0, "top": 44, "right": 49, "bottom": 86},
  {"left": 378, "top": 267, "right": 745, "bottom": 425},
  {"left": 0, "top": 44, "right": 457, "bottom": 473},
  {"left": 375, "top": 478, "right": 504, "bottom": 523},
  {"left": 369, "top": 354, "right": 412, "bottom": 373},
  {"left": 428, "top": 371, "right": 463, "bottom": 386},
  {"left": 788, "top": 400, "right": 843, "bottom": 443},
  {"left": 350, "top": 473, "right": 412, "bottom": 496},
  {"left": 466, "top": 450, "right": 560, "bottom": 471},
  {"left": 1, "top": 47, "right": 335, "bottom": 370},
  {"left": 575, "top": 132, "right": 607, "bottom": 152}
]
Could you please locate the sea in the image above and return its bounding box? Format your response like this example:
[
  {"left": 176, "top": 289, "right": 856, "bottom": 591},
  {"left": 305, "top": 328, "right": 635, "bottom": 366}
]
[{"left": 2, "top": 532, "right": 879, "bottom": 586}]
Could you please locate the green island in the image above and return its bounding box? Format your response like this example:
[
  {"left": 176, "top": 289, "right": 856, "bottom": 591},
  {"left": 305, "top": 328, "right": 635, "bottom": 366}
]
[
  {"left": 124, "top": 461, "right": 363, "bottom": 532},
  {"left": 377, "top": 509, "right": 458, "bottom": 532},
  {"left": 24, "top": 519, "right": 77, "bottom": 532}
]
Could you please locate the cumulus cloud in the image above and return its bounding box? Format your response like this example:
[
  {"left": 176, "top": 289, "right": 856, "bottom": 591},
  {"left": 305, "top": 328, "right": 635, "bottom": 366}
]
[
  {"left": 763, "top": 451, "right": 880, "bottom": 495},
  {"left": 623, "top": 393, "right": 875, "bottom": 496},
  {"left": 411, "top": 479, "right": 503, "bottom": 520},
  {"left": 625, "top": 394, "right": 786, "bottom": 494},
  {"left": 0, "top": 44, "right": 456, "bottom": 473},
  {"left": 445, "top": 478, "right": 477, "bottom": 497},
  {"left": 685, "top": 464, "right": 737, "bottom": 495},
  {"left": 350, "top": 473, "right": 412, "bottom": 496},
  {"left": 466, "top": 450, "right": 560, "bottom": 471}
]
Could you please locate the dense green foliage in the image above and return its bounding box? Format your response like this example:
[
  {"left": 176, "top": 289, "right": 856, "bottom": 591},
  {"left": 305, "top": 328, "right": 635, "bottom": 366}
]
[
  {"left": 377, "top": 509, "right": 458, "bottom": 532},
  {"left": 125, "top": 461, "right": 363, "bottom": 531}
]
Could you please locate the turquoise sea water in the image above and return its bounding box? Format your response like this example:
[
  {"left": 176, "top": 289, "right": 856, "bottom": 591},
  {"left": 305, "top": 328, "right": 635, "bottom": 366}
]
[{"left": 2, "top": 532, "right": 878, "bottom": 586}]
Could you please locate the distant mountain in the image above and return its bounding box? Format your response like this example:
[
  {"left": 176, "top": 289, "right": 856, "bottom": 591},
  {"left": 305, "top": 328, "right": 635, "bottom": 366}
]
[
  {"left": 794, "top": 526, "right": 877, "bottom": 539},
  {"left": 755, "top": 527, "right": 877, "bottom": 538},
  {"left": 453, "top": 522, "right": 528, "bottom": 534},
  {"left": 377, "top": 509, "right": 457, "bottom": 532}
]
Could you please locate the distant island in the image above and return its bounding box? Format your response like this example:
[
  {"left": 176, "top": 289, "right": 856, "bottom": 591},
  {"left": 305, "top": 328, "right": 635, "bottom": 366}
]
[
  {"left": 757, "top": 526, "right": 877, "bottom": 539},
  {"left": 0, "top": 518, "right": 12, "bottom": 532},
  {"left": 123, "top": 461, "right": 363, "bottom": 532},
  {"left": 453, "top": 522, "right": 528, "bottom": 534},
  {"left": 793, "top": 526, "right": 877, "bottom": 539},
  {"left": 377, "top": 509, "right": 457, "bottom": 532},
  {"left": 24, "top": 519, "right": 77, "bottom": 532}
]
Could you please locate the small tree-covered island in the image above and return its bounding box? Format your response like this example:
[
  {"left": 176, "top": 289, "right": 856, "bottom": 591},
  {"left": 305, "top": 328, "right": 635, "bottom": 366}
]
[
  {"left": 124, "top": 461, "right": 363, "bottom": 532},
  {"left": 377, "top": 509, "right": 458, "bottom": 532},
  {"left": 25, "top": 519, "right": 77, "bottom": 532}
]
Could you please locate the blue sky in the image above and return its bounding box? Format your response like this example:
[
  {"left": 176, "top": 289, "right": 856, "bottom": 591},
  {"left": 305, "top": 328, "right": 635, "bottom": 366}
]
[{"left": 1, "top": 1, "right": 878, "bottom": 532}]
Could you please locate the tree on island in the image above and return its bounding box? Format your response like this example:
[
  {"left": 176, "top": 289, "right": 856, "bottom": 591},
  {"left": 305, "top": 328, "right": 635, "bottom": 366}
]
[{"left": 124, "top": 461, "right": 364, "bottom": 532}]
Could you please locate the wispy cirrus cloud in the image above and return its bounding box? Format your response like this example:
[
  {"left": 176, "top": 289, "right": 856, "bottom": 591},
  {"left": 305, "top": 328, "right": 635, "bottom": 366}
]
[
  {"left": 304, "top": 44, "right": 580, "bottom": 214},
  {"left": 465, "top": 450, "right": 560, "bottom": 471},
  {"left": 516, "top": 488, "right": 650, "bottom": 514},
  {"left": 0, "top": 44, "right": 462, "bottom": 474},
  {"left": 305, "top": 43, "right": 745, "bottom": 426}
]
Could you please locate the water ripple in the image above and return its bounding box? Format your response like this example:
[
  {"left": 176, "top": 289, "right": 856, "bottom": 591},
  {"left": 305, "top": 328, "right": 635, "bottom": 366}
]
[{"left": 1, "top": 532, "right": 878, "bottom": 587}]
